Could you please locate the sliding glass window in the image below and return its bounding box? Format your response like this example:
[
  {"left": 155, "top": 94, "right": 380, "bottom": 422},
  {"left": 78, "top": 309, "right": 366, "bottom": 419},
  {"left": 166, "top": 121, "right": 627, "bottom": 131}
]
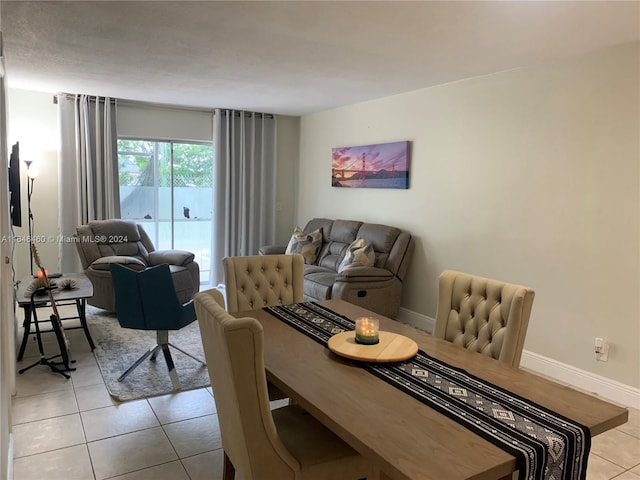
[{"left": 117, "top": 139, "right": 214, "bottom": 285}]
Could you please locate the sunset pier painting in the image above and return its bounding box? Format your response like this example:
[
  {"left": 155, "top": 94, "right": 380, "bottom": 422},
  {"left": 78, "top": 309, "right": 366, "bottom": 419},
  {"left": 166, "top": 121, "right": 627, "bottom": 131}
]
[{"left": 331, "top": 141, "right": 410, "bottom": 189}]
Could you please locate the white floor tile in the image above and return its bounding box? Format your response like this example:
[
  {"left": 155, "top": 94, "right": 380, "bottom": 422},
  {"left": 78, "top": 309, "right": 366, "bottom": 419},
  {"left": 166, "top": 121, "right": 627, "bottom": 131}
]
[
  {"left": 75, "top": 383, "right": 119, "bottom": 412},
  {"left": 591, "top": 430, "right": 640, "bottom": 469},
  {"left": 87, "top": 426, "right": 178, "bottom": 479},
  {"left": 70, "top": 364, "right": 104, "bottom": 388},
  {"left": 181, "top": 449, "right": 224, "bottom": 480},
  {"left": 614, "top": 471, "right": 640, "bottom": 479},
  {"left": 162, "top": 414, "right": 222, "bottom": 458},
  {"left": 147, "top": 388, "right": 216, "bottom": 425},
  {"left": 618, "top": 408, "right": 640, "bottom": 440},
  {"left": 14, "top": 362, "right": 73, "bottom": 397},
  {"left": 18, "top": 334, "right": 68, "bottom": 360},
  {"left": 69, "top": 350, "right": 99, "bottom": 368},
  {"left": 586, "top": 453, "right": 625, "bottom": 480},
  {"left": 12, "top": 444, "right": 94, "bottom": 480},
  {"left": 81, "top": 400, "right": 160, "bottom": 442},
  {"left": 13, "top": 413, "right": 86, "bottom": 458},
  {"left": 12, "top": 389, "right": 78, "bottom": 425},
  {"left": 109, "top": 461, "right": 190, "bottom": 480}
]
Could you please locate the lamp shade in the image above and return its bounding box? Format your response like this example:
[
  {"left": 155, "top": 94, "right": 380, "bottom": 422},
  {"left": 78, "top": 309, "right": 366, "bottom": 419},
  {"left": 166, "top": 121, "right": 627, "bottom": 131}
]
[{"left": 26, "top": 165, "right": 39, "bottom": 179}]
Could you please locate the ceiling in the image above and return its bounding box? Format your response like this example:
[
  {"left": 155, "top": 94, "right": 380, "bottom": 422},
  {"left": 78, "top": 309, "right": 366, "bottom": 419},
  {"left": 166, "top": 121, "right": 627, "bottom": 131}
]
[{"left": 1, "top": 1, "right": 638, "bottom": 116}]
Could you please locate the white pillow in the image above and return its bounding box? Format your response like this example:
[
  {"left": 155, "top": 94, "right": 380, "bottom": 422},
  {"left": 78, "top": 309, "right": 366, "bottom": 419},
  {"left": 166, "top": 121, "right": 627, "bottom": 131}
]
[
  {"left": 338, "top": 238, "right": 375, "bottom": 273},
  {"left": 285, "top": 227, "right": 323, "bottom": 264}
]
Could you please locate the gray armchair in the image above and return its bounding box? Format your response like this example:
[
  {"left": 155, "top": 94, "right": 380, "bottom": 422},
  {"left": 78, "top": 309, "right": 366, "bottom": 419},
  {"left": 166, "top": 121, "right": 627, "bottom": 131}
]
[{"left": 75, "top": 219, "right": 199, "bottom": 311}]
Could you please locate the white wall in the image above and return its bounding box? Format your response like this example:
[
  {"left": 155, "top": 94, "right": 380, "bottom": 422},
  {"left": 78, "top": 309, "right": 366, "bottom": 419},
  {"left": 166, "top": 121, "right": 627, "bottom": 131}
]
[
  {"left": 275, "top": 115, "right": 300, "bottom": 242},
  {"left": 117, "top": 102, "right": 213, "bottom": 142},
  {"left": 7, "top": 89, "right": 58, "bottom": 281},
  {"left": 298, "top": 42, "right": 640, "bottom": 389}
]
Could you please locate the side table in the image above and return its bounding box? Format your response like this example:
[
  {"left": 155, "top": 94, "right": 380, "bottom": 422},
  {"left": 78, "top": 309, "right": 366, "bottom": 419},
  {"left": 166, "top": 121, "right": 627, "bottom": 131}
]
[{"left": 16, "top": 272, "right": 95, "bottom": 362}]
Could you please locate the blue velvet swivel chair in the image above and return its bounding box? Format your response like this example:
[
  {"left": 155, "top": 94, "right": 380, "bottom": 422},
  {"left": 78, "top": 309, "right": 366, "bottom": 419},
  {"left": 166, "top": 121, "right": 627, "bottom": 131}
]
[{"left": 109, "top": 263, "right": 205, "bottom": 390}]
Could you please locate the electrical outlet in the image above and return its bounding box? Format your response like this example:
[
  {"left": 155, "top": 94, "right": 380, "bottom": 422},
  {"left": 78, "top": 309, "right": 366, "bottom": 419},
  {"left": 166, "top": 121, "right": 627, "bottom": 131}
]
[{"left": 595, "top": 338, "right": 609, "bottom": 362}]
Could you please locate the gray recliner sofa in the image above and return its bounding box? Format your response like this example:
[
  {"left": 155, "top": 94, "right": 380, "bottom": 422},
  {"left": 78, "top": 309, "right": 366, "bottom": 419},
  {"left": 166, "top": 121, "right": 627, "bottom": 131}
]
[
  {"left": 75, "top": 219, "right": 200, "bottom": 311},
  {"left": 260, "top": 218, "right": 414, "bottom": 319}
]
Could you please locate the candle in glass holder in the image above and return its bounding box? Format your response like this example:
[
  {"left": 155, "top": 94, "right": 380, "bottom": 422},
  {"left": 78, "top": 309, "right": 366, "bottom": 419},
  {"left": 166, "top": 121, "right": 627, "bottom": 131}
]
[
  {"left": 36, "top": 269, "right": 48, "bottom": 286},
  {"left": 355, "top": 317, "right": 379, "bottom": 345}
]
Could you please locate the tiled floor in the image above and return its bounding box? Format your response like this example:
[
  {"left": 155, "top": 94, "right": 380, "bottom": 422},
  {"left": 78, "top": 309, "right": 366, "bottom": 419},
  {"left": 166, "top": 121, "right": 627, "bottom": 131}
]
[{"left": 10, "top": 309, "right": 640, "bottom": 480}]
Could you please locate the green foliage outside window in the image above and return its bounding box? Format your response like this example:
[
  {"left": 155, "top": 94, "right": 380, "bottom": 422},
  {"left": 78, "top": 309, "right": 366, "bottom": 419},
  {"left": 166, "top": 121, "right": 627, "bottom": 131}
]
[{"left": 118, "top": 139, "right": 213, "bottom": 188}]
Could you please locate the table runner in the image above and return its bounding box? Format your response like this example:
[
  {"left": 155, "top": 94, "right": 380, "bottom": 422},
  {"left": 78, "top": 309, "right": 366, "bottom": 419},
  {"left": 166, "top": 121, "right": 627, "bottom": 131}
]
[{"left": 265, "top": 302, "right": 590, "bottom": 480}]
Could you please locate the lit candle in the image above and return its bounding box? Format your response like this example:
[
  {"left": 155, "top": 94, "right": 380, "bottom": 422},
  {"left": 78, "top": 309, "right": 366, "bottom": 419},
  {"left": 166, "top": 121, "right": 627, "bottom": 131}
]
[
  {"left": 355, "top": 317, "right": 379, "bottom": 345},
  {"left": 35, "top": 270, "right": 48, "bottom": 288}
]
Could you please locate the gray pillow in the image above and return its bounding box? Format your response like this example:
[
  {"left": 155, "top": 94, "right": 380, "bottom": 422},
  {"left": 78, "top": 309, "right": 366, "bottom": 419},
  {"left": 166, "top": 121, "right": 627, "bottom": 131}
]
[
  {"left": 338, "top": 238, "right": 375, "bottom": 272},
  {"left": 285, "top": 227, "right": 322, "bottom": 264}
]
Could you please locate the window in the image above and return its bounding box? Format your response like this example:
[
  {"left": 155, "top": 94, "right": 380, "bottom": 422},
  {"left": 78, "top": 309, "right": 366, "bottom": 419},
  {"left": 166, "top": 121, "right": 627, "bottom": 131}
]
[{"left": 117, "top": 139, "right": 214, "bottom": 285}]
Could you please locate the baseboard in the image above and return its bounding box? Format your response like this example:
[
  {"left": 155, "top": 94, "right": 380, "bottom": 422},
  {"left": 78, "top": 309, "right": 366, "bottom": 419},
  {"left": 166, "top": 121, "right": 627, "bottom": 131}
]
[
  {"left": 396, "top": 307, "right": 639, "bottom": 409},
  {"left": 396, "top": 307, "right": 435, "bottom": 334},
  {"left": 7, "top": 432, "right": 13, "bottom": 480},
  {"left": 520, "top": 350, "right": 640, "bottom": 409}
]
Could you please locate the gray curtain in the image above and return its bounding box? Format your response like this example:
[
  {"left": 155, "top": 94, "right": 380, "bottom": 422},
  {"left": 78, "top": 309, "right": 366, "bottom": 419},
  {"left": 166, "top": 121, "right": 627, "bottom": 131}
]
[
  {"left": 58, "top": 94, "right": 120, "bottom": 272},
  {"left": 212, "top": 109, "right": 277, "bottom": 285}
]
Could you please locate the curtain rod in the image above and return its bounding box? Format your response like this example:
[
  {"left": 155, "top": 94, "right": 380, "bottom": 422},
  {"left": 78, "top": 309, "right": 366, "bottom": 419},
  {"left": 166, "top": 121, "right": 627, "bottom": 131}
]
[
  {"left": 53, "top": 93, "right": 116, "bottom": 105},
  {"left": 215, "top": 110, "right": 274, "bottom": 119},
  {"left": 53, "top": 92, "right": 274, "bottom": 118}
]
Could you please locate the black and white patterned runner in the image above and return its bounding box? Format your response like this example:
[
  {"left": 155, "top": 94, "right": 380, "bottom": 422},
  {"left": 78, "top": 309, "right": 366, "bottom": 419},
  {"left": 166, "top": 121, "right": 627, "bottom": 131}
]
[{"left": 265, "top": 302, "right": 590, "bottom": 480}]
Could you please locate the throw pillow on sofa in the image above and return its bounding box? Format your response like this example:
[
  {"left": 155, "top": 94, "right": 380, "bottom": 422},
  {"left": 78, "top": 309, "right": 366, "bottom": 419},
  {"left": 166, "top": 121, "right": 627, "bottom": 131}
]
[
  {"left": 338, "top": 238, "right": 375, "bottom": 272},
  {"left": 285, "top": 227, "right": 322, "bottom": 264}
]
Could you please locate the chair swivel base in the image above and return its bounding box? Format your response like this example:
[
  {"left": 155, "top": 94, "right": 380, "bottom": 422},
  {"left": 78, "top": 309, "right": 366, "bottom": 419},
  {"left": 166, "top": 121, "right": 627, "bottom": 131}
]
[{"left": 117, "top": 330, "right": 206, "bottom": 390}]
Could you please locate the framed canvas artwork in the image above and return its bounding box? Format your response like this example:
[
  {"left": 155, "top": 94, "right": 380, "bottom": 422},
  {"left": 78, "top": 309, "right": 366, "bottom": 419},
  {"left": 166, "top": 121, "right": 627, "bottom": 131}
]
[{"left": 331, "top": 141, "right": 410, "bottom": 189}]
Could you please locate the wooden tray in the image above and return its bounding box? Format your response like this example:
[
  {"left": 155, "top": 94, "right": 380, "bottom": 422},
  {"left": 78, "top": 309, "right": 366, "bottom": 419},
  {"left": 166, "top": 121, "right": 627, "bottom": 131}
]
[{"left": 328, "top": 331, "right": 418, "bottom": 363}]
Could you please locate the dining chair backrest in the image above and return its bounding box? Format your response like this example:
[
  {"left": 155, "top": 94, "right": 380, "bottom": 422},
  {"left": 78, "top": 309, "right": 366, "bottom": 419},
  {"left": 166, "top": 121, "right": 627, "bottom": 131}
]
[
  {"left": 194, "top": 291, "right": 298, "bottom": 480},
  {"left": 434, "top": 270, "right": 535, "bottom": 367},
  {"left": 223, "top": 254, "right": 304, "bottom": 313}
]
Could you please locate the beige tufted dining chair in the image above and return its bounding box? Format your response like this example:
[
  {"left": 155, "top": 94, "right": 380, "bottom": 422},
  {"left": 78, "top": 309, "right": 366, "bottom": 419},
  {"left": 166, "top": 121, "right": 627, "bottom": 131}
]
[
  {"left": 434, "top": 270, "right": 535, "bottom": 367},
  {"left": 194, "top": 291, "right": 368, "bottom": 480},
  {"left": 223, "top": 254, "right": 304, "bottom": 313},
  {"left": 197, "top": 287, "right": 226, "bottom": 309},
  {"left": 223, "top": 253, "right": 304, "bottom": 401}
]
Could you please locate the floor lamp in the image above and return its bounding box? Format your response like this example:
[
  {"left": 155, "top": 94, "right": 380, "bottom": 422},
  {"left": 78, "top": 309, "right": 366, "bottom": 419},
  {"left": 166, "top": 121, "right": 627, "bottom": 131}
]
[{"left": 23, "top": 160, "right": 39, "bottom": 276}]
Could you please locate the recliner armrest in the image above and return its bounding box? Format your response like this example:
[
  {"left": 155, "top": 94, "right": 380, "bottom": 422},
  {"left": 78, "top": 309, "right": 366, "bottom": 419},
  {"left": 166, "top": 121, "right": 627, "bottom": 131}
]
[
  {"left": 335, "top": 266, "right": 394, "bottom": 282},
  {"left": 90, "top": 256, "right": 147, "bottom": 271},
  {"left": 258, "top": 245, "right": 287, "bottom": 255},
  {"left": 148, "top": 250, "right": 195, "bottom": 267}
]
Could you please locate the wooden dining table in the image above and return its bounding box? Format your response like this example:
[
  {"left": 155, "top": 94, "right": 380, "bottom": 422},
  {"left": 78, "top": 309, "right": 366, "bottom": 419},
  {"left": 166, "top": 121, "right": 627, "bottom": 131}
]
[{"left": 231, "top": 299, "right": 628, "bottom": 480}]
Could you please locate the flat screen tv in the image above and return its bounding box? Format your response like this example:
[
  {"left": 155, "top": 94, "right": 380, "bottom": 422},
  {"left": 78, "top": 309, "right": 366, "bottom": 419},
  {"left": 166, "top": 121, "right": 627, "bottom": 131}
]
[{"left": 8, "top": 142, "right": 21, "bottom": 227}]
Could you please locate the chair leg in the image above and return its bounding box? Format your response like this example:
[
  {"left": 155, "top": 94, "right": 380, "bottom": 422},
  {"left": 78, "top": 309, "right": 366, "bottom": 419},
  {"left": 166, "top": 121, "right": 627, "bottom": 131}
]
[
  {"left": 120, "top": 331, "right": 205, "bottom": 389},
  {"left": 161, "top": 344, "right": 180, "bottom": 390},
  {"left": 118, "top": 345, "right": 162, "bottom": 382},
  {"left": 157, "top": 331, "right": 181, "bottom": 390},
  {"left": 168, "top": 342, "right": 206, "bottom": 366},
  {"left": 223, "top": 452, "right": 235, "bottom": 480}
]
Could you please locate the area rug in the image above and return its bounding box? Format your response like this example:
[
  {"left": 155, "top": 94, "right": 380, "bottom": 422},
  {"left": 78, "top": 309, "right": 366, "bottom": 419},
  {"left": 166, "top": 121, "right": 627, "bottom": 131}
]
[{"left": 87, "top": 307, "right": 211, "bottom": 402}]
